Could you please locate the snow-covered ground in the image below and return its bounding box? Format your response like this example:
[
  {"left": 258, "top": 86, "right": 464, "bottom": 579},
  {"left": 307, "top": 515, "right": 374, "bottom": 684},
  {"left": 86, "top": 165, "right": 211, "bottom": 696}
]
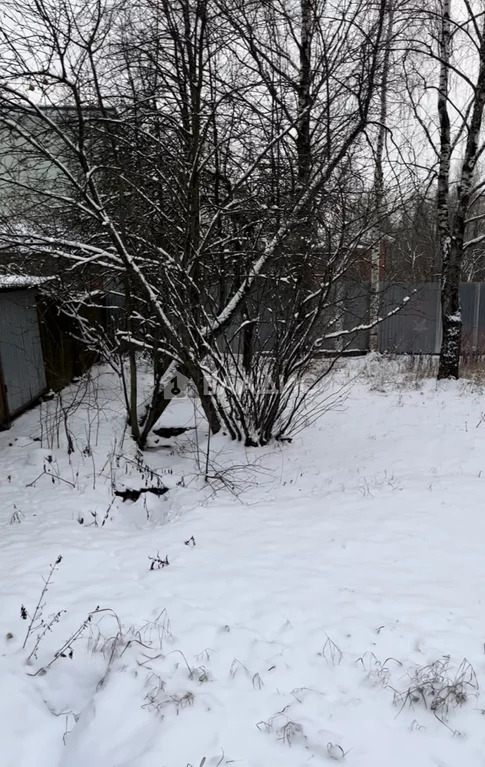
[{"left": 2, "top": 356, "right": 485, "bottom": 767}]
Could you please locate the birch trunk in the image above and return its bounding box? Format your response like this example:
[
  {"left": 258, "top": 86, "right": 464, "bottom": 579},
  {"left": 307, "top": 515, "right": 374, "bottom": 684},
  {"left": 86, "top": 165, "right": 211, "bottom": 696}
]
[{"left": 436, "top": 0, "right": 455, "bottom": 378}]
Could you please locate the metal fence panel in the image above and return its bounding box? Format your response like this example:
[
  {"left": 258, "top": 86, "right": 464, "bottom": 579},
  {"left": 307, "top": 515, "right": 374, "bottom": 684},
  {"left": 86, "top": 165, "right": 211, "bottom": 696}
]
[
  {"left": 459, "top": 283, "right": 477, "bottom": 353},
  {"left": 476, "top": 284, "right": 485, "bottom": 353},
  {"left": 379, "top": 283, "right": 441, "bottom": 354},
  {"left": 105, "top": 280, "right": 485, "bottom": 360},
  {"left": 0, "top": 289, "right": 46, "bottom": 415},
  {"left": 342, "top": 283, "right": 370, "bottom": 351}
]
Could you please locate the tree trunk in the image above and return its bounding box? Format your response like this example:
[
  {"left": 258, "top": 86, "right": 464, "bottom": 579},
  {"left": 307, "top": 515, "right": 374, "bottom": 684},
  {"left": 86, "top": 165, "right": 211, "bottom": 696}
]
[
  {"left": 124, "top": 277, "right": 140, "bottom": 442},
  {"left": 137, "top": 359, "right": 179, "bottom": 448},
  {"left": 186, "top": 361, "right": 222, "bottom": 436},
  {"left": 296, "top": 0, "right": 312, "bottom": 188},
  {"left": 369, "top": 0, "right": 394, "bottom": 352},
  {"left": 436, "top": 0, "right": 454, "bottom": 378},
  {"left": 438, "top": 250, "right": 461, "bottom": 379}
]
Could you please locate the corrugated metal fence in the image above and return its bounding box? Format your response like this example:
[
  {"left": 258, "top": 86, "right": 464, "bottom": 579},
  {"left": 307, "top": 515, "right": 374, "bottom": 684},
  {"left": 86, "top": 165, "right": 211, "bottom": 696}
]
[
  {"left": 222, "top": 282, "right": 485, "bottom": 356},
  {"left": 378, "top": 282, "right": 485, "bottom": 355},
  {"left": 105, "top": 281, "right": 485, "bottom": 357}
]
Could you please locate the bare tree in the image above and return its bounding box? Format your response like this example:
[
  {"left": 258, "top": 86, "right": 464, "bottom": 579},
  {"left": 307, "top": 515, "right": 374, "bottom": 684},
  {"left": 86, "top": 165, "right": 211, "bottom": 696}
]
[
  {"left": 0, "top": 0, "right": 391, "bottom": 446},
  {"left": 188, "top": 0, "right": 409, "bottom": 444}
]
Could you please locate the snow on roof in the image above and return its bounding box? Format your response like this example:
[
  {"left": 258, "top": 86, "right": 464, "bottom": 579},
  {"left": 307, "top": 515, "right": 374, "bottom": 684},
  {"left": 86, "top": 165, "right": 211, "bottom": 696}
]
[{"left": 0, "top": 275, "right": 53, "bottom": 290}]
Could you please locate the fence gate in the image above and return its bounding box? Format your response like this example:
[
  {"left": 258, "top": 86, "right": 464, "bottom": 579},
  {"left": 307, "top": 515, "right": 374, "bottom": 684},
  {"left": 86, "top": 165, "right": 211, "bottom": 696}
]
[{"left": 0, "top": 289, "right": 47, "bottom": 417}]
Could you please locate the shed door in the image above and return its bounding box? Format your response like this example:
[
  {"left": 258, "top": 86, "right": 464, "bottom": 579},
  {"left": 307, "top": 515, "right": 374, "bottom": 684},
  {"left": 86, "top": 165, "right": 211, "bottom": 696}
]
[{"left": 0, "top": 290, "right": 46, "bottom": 415}]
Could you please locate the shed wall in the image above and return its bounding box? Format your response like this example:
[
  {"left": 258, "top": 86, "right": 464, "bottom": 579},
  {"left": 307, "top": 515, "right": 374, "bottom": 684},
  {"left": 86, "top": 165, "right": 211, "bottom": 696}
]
[{"left": 0, "top": 289, "right": 46, "bottom": 418}]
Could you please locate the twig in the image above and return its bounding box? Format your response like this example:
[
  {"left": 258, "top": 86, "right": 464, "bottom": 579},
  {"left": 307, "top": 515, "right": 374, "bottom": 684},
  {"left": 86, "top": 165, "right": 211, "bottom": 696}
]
[{"left": 22, "top": 556, "right": 62, "bottom": 649}]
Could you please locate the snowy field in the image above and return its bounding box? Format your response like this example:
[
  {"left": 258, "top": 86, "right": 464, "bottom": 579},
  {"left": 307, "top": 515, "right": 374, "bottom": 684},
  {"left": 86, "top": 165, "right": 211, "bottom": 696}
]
[{"left": 2, "top": 356, "right": 485, "bottom": 767}]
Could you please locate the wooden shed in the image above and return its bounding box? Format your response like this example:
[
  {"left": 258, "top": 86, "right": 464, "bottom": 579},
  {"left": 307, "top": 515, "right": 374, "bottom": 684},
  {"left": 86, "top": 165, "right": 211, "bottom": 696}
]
[{"left": 0, "top": 276, "right": 48, "bottom": 426}]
